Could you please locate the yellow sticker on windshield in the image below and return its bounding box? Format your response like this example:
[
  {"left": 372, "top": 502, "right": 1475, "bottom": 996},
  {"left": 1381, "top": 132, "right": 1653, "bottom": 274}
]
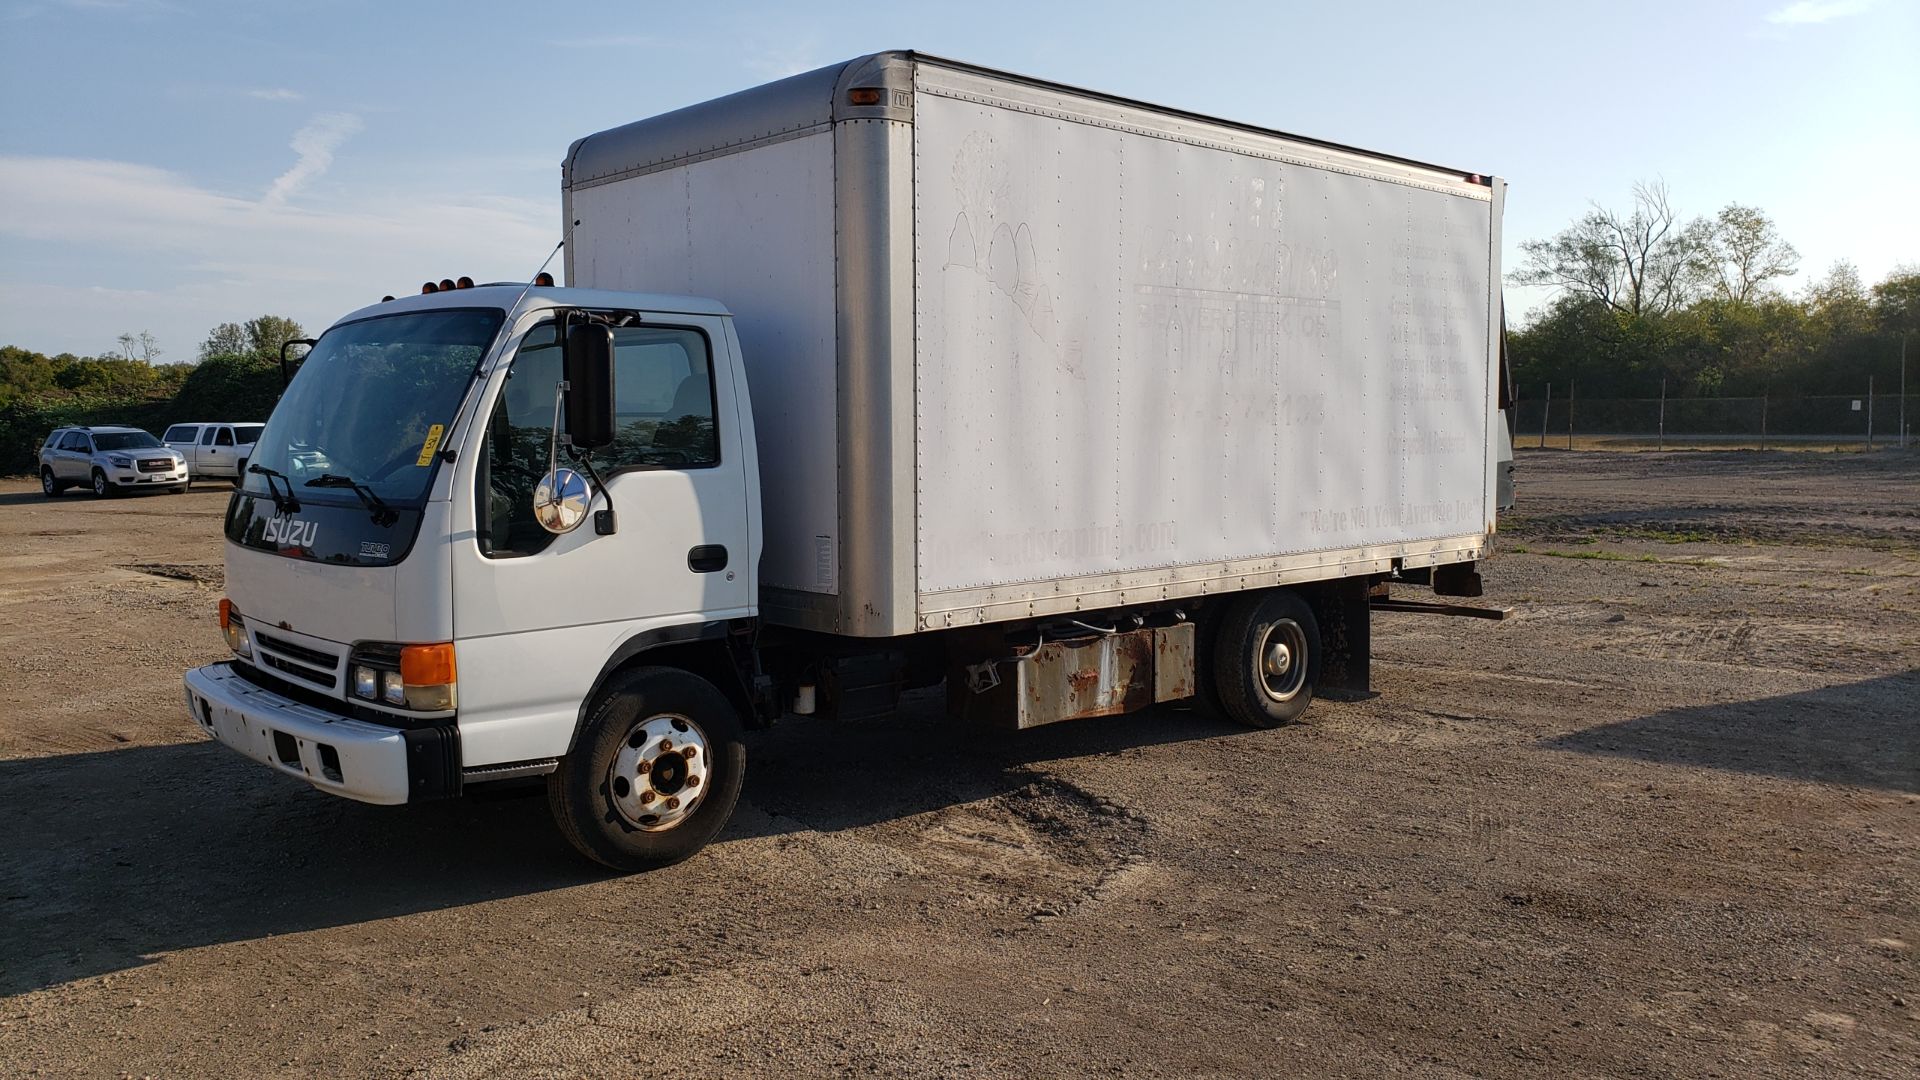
[{"left": 415, "top": 423, "right": 445, "bottom": 467}]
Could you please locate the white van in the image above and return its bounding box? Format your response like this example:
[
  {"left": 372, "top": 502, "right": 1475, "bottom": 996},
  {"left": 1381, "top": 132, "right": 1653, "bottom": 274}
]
[{"left": 161, "top": 422, "right": 264, "bottom": 484}]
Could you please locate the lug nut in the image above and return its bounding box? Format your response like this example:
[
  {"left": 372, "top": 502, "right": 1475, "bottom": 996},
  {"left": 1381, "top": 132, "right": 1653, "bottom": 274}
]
[
  {"left": 665, "top": 797, "right": 681, "bottom": 810},
  {"left": 637, "top": 758, "right": 652, "bottom": 774},
  {"left": 686, "top": 775, "right": 701, "bottom": 788},
  {"left": 659, "top": 739, "right": 673, "bottom": 751},
  {"left": 639, "top": 791, "right": 656, "bottom": 805},
  {"left": 682, "top": 746, "right": 698, "bottom": 760}
]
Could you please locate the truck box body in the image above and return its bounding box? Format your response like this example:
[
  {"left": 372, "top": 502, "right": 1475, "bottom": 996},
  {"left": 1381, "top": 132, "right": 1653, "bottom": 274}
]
[{"left": 564, "top": 52, "right": 1503, "bottom": 638}]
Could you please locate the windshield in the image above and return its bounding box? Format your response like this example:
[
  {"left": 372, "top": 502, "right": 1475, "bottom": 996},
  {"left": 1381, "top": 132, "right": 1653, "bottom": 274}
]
[
  {"left": 93, "top": 432, "right": 162, "bottom": 451},
  {"left": 244, "top": 309, "right": 502, "bottom": 506}
]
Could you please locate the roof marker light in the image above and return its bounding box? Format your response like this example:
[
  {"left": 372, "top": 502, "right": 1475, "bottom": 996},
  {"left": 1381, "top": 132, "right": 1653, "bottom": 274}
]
[
  {"left": 421, "top": 281, "right": 438, "bottom": 294},
  {"left": 456, "top": 276, "right": 474, "bottom": 289}
]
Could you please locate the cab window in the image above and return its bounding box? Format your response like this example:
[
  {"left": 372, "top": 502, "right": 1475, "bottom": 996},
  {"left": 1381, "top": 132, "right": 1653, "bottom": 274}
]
[
  {"left": 604, "top": 327, "right": 718, "bottom": 471},
  {"left": 201, "top": 428, "right": 218, "bottom": 446},
  {"left": 215, "top": 427, "right": 235, "bottom": 447},
  {"left": 163, "top": 425, "right": 194, "bottom": 443},
  {"left": 62, "top": 432, "right": 90, "bottom": 452},
  {"left": 475, "top": 321, "right": 719, "bottom": 558}
]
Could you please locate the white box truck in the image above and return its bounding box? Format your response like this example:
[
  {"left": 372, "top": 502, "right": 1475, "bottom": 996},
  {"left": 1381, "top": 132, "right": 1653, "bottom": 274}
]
[{"left": 184, "top": 52, "right": 1512, "bottom": 870}]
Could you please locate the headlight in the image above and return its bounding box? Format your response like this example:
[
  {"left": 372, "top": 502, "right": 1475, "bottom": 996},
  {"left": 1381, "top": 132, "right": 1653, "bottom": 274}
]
[
  {"left": 109, "top": 455, "right": 133, "bottom": 468},
  {"left": 350, "top": 642, "right": 457, "bottom": 711},
  {"left": 218, "top": 599, "right": 251, "bottom": 658}
]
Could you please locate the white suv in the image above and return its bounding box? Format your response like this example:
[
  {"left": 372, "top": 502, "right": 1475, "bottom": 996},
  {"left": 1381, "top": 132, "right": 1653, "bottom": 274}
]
[{"left": 39, "top": 426, "right": 190, "bottom": 497}]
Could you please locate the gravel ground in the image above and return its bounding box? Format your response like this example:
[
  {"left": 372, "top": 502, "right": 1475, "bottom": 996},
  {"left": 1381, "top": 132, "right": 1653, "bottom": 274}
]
[{"left": 1, "top": 450, "right": 1915, "bottom": 1079}]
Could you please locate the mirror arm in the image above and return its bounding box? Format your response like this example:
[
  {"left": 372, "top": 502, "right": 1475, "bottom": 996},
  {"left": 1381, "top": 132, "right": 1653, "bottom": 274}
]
[{"left": 576, "top": 453, "right": 616, "bottom": 535}]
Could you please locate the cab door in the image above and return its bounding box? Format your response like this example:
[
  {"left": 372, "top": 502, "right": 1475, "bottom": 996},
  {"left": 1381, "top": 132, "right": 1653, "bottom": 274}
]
[
  {"left": 450, "top": 314, "right": 757, "bottom": 765},
  {"left": 57, "top": 431, "right": 90, "bottom": 480},
  {"left": 204, "top": 425, "right": 237, "bottom": 476}
]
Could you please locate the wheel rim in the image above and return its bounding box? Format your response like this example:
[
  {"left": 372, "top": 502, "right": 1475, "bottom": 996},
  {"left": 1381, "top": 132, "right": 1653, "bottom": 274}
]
[
  {"left": 42, "top": 471, "right": 53, "bottom": 493},
  {"left": 93, "top": 473, "right": 106, "bottom": 495},
  {"left": 607, "top": 713, "right": 712, "bottom": 832},
  {"left": 1257, "top": 619, "right": 1309, "bottom": 703}
]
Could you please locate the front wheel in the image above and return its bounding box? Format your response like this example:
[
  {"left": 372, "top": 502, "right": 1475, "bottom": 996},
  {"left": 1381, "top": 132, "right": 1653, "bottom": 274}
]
[
  {"left": 1211, "top": 589, "right": 1321, "bottom": 729},
  {"left": 91, "top": 469, "right": 116, "bottom": 498},
  {"left": 547, "top": 666, "right": 745, "bottom": 872}
]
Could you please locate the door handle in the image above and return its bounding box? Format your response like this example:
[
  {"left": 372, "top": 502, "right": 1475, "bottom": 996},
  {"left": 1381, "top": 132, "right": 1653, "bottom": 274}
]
[{"left": 687, "top": 545, "right": 728, "bottom": 573}]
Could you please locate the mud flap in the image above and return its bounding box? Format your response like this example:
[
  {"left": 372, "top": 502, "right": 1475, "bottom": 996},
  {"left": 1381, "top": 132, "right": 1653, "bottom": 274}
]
[{"left": 1311, "top": 578, "right": 1375, "bottom": 701}]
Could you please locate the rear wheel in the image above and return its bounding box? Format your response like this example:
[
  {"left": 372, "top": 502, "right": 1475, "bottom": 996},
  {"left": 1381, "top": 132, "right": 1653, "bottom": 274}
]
[
  {"left": 547, "top": 666, "right": 745, "bottom": 872},
  {"left": 40, "top": 468, "right": 64, "bottom": 497},
  {"left": 1211, "top": 589, "right": 1320, "bottom": 729},
  {"left": 91, "top": 469, "right": 116, "bottom": 498}
]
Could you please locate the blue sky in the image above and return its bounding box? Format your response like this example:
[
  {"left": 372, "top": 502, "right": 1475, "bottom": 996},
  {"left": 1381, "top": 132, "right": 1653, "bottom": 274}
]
[{"left": 1, "top": 0, "right": 1914, "bottom": 359}]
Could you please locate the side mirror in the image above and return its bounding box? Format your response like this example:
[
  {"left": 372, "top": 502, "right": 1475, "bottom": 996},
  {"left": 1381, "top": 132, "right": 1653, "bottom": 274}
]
[
  {"left": 563, "top": 324, "right": 615, "bottom": 450},
  {"left": 279, "top": 338, "right": 316, "bottom": 389}
]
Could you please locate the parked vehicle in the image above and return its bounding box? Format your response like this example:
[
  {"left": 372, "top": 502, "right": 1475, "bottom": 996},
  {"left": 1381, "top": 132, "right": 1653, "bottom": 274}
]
[
  {"left": 162, "top": 422, "right": 264, "bottom": 485},
  {"left": 184, "top": 52, "right": 1512, "bottom": 871},
  {"left": 40, "top": 426, "right": 189, "bottom": 497}
]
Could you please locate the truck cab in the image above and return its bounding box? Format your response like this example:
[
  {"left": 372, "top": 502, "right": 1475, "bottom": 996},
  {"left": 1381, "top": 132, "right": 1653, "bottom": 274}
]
[{"left": 185, "top": 285, "right": 762, "bottom": 864}]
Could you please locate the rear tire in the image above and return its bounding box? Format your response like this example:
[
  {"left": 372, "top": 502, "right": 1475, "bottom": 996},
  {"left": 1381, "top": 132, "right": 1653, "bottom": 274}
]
[
  {"left": 91, "top": 469, "right": 116, "bottom": 498},
  {"left": 547, "top": 665, "right": 745, "bottom": 872},
  {"left": 40, "top": 468, "right": 64, "bottom": 497},
  {"left": 1211, "top": 589, "right": 1320, "bottom": 729}
]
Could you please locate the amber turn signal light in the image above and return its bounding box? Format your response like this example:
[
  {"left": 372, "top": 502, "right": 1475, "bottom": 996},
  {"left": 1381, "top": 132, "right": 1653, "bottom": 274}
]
[{"left": 400, "top": 642, "right": 457, "bottom": 687}]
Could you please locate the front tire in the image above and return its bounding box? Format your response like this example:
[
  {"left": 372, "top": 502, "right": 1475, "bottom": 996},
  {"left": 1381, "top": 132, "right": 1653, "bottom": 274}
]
[
  {"left": 547, "top": 666, "right": 745, "bottom": 872},
  {"left": 91, "top": 469, "right": 116, "bottom": 498},
  {"left": 1211, "top": 589, "right": 1320, "bottom": 729}
]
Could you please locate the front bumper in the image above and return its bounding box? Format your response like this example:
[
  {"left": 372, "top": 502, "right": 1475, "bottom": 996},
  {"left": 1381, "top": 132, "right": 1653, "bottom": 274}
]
[
  {"left": 117, "top": 467, "right": 188, "bottom": 486},
  {"left": 185, "top": 662, "right": 418, "bottom": 804}
]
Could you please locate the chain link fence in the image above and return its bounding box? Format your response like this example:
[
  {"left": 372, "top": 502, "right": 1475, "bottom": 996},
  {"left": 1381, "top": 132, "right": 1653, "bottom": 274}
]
[{"left": 1510, "top": 392, "right": 1920, "bottom": 450}]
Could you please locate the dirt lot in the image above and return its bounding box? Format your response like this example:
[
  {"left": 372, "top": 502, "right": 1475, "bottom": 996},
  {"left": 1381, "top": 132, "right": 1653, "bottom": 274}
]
[{"left": 1, "top": 451, "right": 1915, "bottom": 1079}]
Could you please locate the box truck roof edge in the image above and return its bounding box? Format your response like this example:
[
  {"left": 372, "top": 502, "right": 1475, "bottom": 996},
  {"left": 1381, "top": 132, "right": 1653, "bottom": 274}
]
[{"left": 563, "top": 51, "right": 1498, "bottom": 196}]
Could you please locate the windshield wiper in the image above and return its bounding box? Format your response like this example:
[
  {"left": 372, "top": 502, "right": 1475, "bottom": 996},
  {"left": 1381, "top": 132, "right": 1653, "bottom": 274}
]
[
  {"left": 248, "top": 464, "right": 301, "bottom": 514},
  {"left": 305, "top": 473, "right": 397, "bottom": 527}
]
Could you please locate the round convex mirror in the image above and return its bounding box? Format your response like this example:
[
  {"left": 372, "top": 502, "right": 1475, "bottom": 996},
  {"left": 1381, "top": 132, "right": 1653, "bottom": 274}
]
[{"left": 532, "top": 468, "right": 592, "bottom": 534}]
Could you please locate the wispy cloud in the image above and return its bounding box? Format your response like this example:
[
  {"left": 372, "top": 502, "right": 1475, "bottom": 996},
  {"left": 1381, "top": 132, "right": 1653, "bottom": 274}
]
[
  {"left": 549, "top": 33, "right": 660, "bottom": 48},
  {"left": 247, "top": 87, "right": 304, "bottom": 102},
  {"left": 262, "top": 112, "right": 362, "bottom": 207},
  {"left": 1766, "top": 0, "right": 1874, "bottom": 25},
  {"left": 0, "top": 154, "right": 554, "bottom": 354},
  {"left": 54, "top": 0, "right": 180, "bottom": 12},
  {"left": 746, "top": 37, "right": 827, "bottom": 80}
]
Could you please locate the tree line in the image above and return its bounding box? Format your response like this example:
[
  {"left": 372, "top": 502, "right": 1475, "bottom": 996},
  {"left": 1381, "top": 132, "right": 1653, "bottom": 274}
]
[
  {"left": 1509, "top": 181, "right": 1917, "bottom": 401},
  {"left": 0, "top": 316, "right": 305, "bottom": 472}
]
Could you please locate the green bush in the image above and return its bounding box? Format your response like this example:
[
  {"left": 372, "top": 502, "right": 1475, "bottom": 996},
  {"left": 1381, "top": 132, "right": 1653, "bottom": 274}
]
[{"left": 1, "top": 355, "right": 286, "bottom": 475}]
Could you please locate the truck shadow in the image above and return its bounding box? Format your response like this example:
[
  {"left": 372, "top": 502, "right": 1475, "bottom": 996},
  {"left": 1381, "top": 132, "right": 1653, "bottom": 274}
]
[
  {"left": 1543, "top": 670, "right": 1919, "bottom": 793},
  {"left": 0, "top": 699, "right": 1235, "bottom": 995}
]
